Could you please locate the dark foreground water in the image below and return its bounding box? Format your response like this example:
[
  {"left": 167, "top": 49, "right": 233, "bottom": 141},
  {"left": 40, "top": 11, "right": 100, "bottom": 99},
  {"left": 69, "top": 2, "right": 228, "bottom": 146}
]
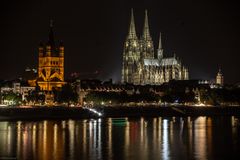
[{"left": 0, "top": 116, "right": 240, "bottom": 160}]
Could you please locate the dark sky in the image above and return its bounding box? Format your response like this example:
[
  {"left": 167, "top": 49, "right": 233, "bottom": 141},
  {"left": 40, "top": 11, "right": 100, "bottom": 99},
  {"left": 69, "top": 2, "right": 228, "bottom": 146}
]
[{"left": 0, "top": 0, "right": 239, "bottom": 84}]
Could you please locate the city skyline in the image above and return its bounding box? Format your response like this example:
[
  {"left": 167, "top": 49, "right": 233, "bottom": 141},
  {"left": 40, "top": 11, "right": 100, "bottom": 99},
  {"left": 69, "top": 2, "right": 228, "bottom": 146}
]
[{"left": 0, "top": 0, "right": 239, "bottom": 84}]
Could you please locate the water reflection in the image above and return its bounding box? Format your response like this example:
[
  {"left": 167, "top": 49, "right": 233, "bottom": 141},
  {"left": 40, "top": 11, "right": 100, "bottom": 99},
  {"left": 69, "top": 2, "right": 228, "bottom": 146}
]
[
  {"left": 194, "top": 117, "right": 207, "bottom": 159},
  {"left": 0, "top": 116, "right": 239, "bottom": 160}
]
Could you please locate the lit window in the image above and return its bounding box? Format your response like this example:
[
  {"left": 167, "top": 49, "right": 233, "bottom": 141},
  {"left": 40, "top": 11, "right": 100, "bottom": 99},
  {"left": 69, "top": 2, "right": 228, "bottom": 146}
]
[{"left": 133, "top": 41, "right": 137, "bottom": 47}]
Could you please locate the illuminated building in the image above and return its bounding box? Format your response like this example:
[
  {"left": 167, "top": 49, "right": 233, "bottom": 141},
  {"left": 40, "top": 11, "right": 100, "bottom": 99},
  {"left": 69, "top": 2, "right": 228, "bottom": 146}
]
[
  {"left": 37, "top": 21, "right": 65, "bottom": 91},
  {"left": 216, "top": 68, "right": 224, "bottom": 86},
  {"left": 0, "top": 81, "right": 35, "bottom": 104},
  {"left": 122, "top": 9, "right": 189, "bottom": 85}
]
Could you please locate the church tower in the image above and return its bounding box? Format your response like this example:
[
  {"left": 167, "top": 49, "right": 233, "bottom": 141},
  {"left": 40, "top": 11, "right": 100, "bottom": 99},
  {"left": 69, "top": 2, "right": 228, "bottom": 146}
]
[
  {"left": 216, "top": 68, "right": 224, "bottom": 86},
  {"left": 37, "top": 21, "right": 65, "bottom": 91},
  {"left": 122, "top": 9, "right": 141, "bottom": 84},
  {"left": 140, "top": 10, "right": 154, "bottom": 59}
]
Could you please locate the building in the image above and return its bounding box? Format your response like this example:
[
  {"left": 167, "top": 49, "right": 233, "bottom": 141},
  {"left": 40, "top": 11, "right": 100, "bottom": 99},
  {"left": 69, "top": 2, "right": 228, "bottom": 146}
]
[
  {"left": 23, "top": 67, "right": 37, "bottom": 87},
  {"left": 37, "top": 21, "right": 65, "bottom": 91},
  {"left": 122, "top": 10, "right": 189, "bottom": 85},
  {"left": 0, "top": 81, "right": 35, "bottom": 103},
  {"left": 216, "top": 68, "right": 224, "bottom": 86}
]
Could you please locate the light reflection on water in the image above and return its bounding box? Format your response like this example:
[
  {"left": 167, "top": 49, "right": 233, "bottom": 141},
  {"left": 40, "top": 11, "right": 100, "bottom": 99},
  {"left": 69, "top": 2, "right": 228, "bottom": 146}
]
[{"left": 0, "top": 116, "right": 239, "bottom": 160}]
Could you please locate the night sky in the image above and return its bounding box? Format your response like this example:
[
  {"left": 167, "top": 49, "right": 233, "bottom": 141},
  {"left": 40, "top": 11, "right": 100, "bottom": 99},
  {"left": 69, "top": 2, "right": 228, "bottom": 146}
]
[{"left": 0, "top": 0, "right": 239, "bottom": 84}]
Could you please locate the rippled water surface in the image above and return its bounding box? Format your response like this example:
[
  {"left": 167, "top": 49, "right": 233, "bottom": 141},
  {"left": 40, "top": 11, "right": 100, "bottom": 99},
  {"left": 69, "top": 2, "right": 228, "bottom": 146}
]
[{"left": 0, "top": 116, "right": 240, "bottom": 160}]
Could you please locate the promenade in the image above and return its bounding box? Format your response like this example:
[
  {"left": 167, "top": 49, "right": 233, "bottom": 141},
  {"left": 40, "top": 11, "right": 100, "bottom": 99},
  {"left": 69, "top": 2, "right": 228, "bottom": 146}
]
[{"left": 0, "top": 105, "right": 240, "bottom": 120}]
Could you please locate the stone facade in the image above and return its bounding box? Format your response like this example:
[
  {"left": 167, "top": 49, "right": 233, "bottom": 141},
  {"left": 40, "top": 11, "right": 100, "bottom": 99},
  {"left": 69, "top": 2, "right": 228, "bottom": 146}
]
[
  {"left": 122, "top": 10, "right": 189, "bottom": 85},
  {"left": 37, "top": 21, "right": 65, "bottom": 91}
]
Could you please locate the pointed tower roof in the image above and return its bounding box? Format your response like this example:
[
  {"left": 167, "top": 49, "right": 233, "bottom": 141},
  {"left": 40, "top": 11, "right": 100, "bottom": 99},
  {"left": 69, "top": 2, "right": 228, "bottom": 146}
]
[
  {"left": 173, "top": 52, "right": 176, "bottom": 58},
  {"left": 142, "top": 10, "right": 151, "bottom": 40},
  {"left": 218, "top": 67, "right": 222, "bottom": 75},
  {"left": 48, "top": 20, "right": 55, "bottom": 46},
  {"left": 59, "top": 40, "right": 64, "bottom": 47},
  {"left": 219, "top": 68, "right": 222, "bottom": 73},
  {"left": 158, "top": 32, "right": 163, "bottom": 49},
  {"left": 128, "top": 9, "right": 137, "bottom": 39}
]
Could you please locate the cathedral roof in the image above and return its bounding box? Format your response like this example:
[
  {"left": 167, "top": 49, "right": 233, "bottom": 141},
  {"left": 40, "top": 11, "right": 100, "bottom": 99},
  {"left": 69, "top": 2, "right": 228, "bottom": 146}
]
[
  {"left": 143, "top": 57, "right": 180, "bottom": 67},
  {"left": 160, "top": 57, "right": 179, "bottom": 66},
  {"left": 143, "top": 59, "right": 160, "bottom": 66}
]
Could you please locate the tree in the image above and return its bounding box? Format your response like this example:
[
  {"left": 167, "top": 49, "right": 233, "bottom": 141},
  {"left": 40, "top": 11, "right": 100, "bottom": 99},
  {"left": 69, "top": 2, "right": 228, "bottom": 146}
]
[
  {"left": 26, "top": 90, "right": 45, "bottom": 105},
  {"left": 2, "top": 91, "right": 22, "bottom": 105},
  {"left": 55, "top": 84, "right": 78, "bottom": 106}
]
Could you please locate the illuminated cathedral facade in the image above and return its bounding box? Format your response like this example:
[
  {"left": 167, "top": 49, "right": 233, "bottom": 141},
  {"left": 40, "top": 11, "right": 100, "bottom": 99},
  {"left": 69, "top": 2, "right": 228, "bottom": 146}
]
[
  {"left": 122, "top": 10, "right": 189, "bottom": 85},
  {"left": 37, "top": 22, "right": 65, "bottom": 91}
]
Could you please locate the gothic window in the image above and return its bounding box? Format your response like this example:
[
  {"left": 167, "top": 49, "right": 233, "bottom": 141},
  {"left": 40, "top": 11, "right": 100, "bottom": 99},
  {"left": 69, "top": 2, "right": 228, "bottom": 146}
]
[
  {"left": 147, "top": 42, "right": 151, "bottom": 47},
  {"left": 133, "top": 41, "right": 137, "bottom": 47}
]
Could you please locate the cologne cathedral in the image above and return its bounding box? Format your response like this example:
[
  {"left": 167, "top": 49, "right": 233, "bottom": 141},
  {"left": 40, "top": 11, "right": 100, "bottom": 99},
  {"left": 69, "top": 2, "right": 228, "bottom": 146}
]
[{"left": 122, "top": 10, "right": 189, "bottom": 85}]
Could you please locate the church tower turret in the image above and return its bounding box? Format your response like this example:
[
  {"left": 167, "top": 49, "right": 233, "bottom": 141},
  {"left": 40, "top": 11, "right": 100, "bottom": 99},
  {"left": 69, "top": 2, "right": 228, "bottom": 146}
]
[
  {"left": 38, "top": 42, "right": 44, "bottom": 57},
  {"left": 59, "top": 41, "right": 64, "bottom": 57}
]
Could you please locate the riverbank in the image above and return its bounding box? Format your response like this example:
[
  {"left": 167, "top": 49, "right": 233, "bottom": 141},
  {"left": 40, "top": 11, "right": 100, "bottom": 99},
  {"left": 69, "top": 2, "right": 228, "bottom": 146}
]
[
  {"left": 0, "top": 105, "right": 240, "bottom": 120},
  {"left": 99, "top": 105, "right": 240, "bottom": 117}
]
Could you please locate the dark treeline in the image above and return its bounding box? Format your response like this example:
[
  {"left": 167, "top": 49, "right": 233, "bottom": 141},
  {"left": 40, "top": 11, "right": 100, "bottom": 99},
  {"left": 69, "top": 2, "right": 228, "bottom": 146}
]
[
  {"left": 84, "top": 82, "right": 240, "bottom": 106},
  {"left": 85, "top": 91, "right": 160, "bottom": 104}
]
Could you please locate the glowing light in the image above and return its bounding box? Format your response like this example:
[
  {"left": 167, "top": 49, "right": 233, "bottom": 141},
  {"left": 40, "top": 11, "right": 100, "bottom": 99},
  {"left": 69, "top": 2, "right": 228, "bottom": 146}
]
[
  {"left": 194, "top": 117, "right": 207, "bottom": 159},
  {"left": 194, "top": 103, "right": 207, "bottom": 107},
  {"left": 162, "top": 119, "right": 169, "bottom": 160},
  {"left": 133, "top": 41, "right": 137, "bottom": 47},
  {"left": 19, "top": 105, "right": 32, "bottom": 108},
  {"left": 111, "top": 118, "right": 128, "bottom": 126},
  {"left": 84, "top": 107, "right": 103, "bottom": 117}
]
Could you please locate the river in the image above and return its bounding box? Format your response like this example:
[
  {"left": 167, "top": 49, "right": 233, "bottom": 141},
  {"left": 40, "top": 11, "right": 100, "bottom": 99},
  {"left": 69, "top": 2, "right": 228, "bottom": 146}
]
[{"left": 0, "top": 116, "right": 239, "bottom": 160}]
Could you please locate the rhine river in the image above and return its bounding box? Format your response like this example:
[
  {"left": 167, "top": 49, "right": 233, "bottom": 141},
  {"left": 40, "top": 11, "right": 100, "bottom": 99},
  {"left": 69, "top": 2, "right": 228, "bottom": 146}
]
[{"left": 0, "top": 116, "right": 239, "bottom": 160}]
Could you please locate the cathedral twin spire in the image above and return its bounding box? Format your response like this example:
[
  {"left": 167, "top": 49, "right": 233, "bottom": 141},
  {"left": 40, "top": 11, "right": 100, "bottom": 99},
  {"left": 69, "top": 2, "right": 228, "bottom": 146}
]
[
  {"left": 127, "top": 9, "right": 162, "bottom": 51},
  {"left": 128, "top": 9, "right": 152, "bottom": 41}
]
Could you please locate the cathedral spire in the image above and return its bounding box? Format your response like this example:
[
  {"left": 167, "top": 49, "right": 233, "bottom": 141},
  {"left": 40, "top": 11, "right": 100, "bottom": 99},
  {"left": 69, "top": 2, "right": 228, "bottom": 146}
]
[
  {"left": 158, "top": 32, "right": 162, "bottom": 49},
  {"left": 48, "top": 20, "right": 55, "bottom": 46},
  {"left": 218, "top": 67, "right": 222, "bottom": 74},
  {"left": 157, "top": 32, "right": 163, "bottom": 60},
  {"left": 128, "top": 9, "right": 137, "bottom": 39},
  {"left": 142, "top": 10, "right": 151, "bottom": 40}
]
